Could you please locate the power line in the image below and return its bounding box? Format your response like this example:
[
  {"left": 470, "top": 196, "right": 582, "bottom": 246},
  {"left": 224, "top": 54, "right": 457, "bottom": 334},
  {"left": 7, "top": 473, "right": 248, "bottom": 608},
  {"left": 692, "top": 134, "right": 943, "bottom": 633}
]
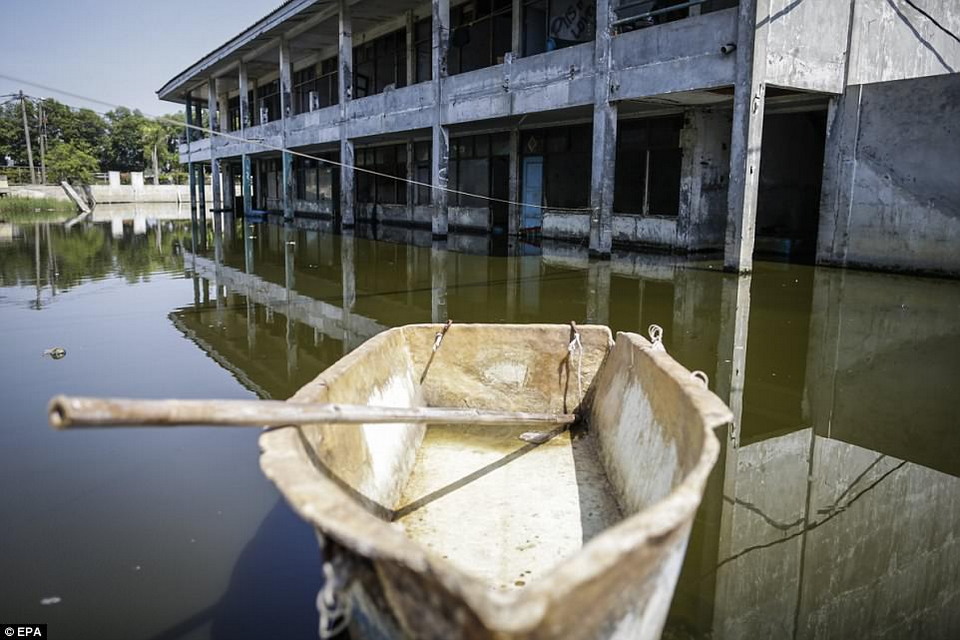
[{"left": 0, "top": 73, "right": 592, "bottom": 212}]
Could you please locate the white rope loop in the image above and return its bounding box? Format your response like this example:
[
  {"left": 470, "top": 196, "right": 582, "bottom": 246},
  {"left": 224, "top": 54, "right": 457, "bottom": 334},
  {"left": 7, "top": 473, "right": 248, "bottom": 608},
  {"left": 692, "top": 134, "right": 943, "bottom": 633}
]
[
  {"left": 568, "top": 322, "right": 584, "bottom": 407},
  {"left": 648, "top": 324, "right": 666, "bottom": 352}
]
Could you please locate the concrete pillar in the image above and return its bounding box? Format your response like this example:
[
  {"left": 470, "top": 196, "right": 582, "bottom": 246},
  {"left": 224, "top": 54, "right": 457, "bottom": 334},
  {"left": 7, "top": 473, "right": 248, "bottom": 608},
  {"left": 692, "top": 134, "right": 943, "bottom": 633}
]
[
  {"left": 207, "top": 79, "right": 219, "bottom": 136},
  {"left": 405, "top": 10, "right": 416, "bottom": 85},
  {"left": 431, "top": 0, "right": 451, "bottom": 238},
  {"left": 279, "top": 37, "right": 293, "bottom": 120},
  {"left": 724, "top": 0, "right": 769, "bottom": 273},
  {"left": 244, "top": 216, "right": 255, "bottom": 274},
  {"left": 715, "top": 274, "right": 751, "bottom": 449},
  {"left": 406, "top": 141, "right": 416, "bottom": 221},
  {"left": 339, "top": 0, "right": 356, "bottom": 229},
  {"left": 588, "top": 0, "right": 615, "bottom": 257},
  {"left": 677, "top": 109, "right": 732, "bottom": 252},
  {"left": 218, "top": 80, "right": 229, "bottom": 135},
  {"left": 431, "top": 240, "right": 448, "bottom": 323},
  {"left": 508, "top": 128, "right": 521, "bottom": 236},
  {"left": 279, "top": 37, "right": 295, "bottom": 221},
  {"left": 239, "top": 62, "right": 250, "bottom": 131},
  {"left": 196, "top": 163, "right": 207, "bottom": 237},
  {"left": 242, "top": 154, "right": 253, "bottom": 214},
  {"left": 511, "top": 0, "right": 522, "bottom": 57}
]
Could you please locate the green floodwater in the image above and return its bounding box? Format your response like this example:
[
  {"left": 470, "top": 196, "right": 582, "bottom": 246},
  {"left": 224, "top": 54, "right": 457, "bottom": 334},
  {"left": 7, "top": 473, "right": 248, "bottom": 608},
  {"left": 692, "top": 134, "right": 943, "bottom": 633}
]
[{"left": 0, "top": 211, "right": 958, "bottom": 639}]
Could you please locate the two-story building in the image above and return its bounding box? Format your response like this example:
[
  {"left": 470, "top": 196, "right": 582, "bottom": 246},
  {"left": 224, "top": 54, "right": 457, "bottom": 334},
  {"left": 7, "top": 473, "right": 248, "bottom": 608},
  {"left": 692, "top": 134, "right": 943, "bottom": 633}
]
[{"left": 158, "top": 0, "right": 960, "bottom": 275}]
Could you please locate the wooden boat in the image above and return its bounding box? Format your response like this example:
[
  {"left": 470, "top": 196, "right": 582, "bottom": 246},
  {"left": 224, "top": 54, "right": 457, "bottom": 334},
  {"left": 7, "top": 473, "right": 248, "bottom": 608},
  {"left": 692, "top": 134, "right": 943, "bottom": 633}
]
[{"left": 258, "top": 323, "right": 731, "bottom": 639}]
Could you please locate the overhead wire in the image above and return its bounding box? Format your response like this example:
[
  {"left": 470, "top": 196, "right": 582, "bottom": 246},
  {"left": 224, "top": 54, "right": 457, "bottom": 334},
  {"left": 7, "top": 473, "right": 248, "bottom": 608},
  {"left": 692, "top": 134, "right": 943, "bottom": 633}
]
[{"left": 0, "top": 72, "right": 593, "bottom": 213}]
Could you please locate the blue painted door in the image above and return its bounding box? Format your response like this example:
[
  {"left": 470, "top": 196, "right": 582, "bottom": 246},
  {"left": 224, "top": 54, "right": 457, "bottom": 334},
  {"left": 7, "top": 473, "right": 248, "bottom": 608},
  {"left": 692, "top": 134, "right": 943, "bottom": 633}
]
[{"left": 521, "top": 156, "right": 544, "bottom": 231}]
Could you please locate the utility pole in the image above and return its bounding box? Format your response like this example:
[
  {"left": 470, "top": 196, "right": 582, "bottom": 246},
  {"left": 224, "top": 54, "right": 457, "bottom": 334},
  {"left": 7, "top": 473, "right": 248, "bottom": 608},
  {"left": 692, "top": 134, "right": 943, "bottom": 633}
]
[
  {"left": 19, "top": 91, "right": 36, "bottom": 184},
  {"left": 38, "top": 99, "right": 47, "bottom": 184}
]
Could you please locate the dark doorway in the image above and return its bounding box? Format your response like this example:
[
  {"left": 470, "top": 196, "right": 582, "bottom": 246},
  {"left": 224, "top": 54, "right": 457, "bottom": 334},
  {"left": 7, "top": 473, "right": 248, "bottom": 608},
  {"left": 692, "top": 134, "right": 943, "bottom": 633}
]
[{"left": 754, "top": 110, "right": 828, "bottom": 263}]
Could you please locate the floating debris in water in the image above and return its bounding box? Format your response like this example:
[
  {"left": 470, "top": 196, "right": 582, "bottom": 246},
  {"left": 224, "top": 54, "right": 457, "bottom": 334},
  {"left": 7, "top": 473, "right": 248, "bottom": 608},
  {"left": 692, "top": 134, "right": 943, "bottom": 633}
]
[
  {"left": 42, "top": 347, "right": 66, "bottom": 360},
  {"left": 40, "top": 596, "right": 61, "bottom": 605}
]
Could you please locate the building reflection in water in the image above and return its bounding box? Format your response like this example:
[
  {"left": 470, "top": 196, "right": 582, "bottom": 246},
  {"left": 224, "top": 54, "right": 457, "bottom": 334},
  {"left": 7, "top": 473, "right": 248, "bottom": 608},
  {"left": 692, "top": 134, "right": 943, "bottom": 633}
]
[{"left": 171, "top": 217, "right": 960, "bottom": 639}]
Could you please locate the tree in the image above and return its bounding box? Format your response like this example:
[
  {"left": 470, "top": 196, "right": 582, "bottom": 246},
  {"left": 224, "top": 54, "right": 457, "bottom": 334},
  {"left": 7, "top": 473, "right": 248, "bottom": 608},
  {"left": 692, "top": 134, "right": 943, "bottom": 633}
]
[
  {"left": 102, "top": 107, "right": 148, "bottom": 171},
  {"left": 46, "top": 141, "right": 99, "bottom": 183}
]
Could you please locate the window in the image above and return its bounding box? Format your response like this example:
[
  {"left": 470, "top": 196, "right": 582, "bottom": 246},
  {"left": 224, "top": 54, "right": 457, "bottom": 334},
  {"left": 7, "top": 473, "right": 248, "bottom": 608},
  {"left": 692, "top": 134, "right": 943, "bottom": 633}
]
[
  {"left": 293, "top": 66, "right": 317, "bottom": 115},
  {"left": 449, "top": 0, "right": 514, "bottom": 75},
  {"left": 354, "top": 29, "right": 407, "bottom": 98},
  {"left": 448, "top": 133, "right": 510, "bottom": 207},
  {"left": 227, "top": 96, "right": 241, "bottom": 132},
  {"left": 256, "top": 79, "right": 281, "bottom": 123},
  {"left": 614, "top": 115, "right": 683, "bottom": 216},
  {"left": 355, "top": 144, "right": 407, "bottom": 205},
  {"left": 317, "top": 57, "right": 339, "bottom": 108},
  {"left": 414, "top": 141, "right": 432, "bottom": 205},
  {"left": 522, "top": 125, "right": 591, "bottom": 209},
  {"left": 414, "top": 17, "right": 433, "bottom": 84},
  {"left": 523, "top": 0, "right": 596, "bottom": 56}
]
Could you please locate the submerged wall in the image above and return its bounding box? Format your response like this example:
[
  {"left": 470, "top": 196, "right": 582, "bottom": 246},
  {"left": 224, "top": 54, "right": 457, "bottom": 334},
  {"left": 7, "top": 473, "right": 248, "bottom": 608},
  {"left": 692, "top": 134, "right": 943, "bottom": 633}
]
[{"left": 818, "top": 73, "right": 960, "bottom": 275}]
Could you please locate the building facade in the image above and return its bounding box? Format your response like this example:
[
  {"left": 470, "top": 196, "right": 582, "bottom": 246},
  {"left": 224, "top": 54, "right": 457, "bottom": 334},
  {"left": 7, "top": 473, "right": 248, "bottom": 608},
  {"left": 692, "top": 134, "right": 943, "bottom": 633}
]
[{"left": 159, "top": 0, "right": 960, "bottom": 275}]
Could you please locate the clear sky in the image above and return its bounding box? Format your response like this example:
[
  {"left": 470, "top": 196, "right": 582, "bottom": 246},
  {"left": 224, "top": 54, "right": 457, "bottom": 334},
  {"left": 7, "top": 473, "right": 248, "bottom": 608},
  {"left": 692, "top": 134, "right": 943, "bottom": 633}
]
[{"left": 0, "top": 0, "right": 273, "bottom": 117}]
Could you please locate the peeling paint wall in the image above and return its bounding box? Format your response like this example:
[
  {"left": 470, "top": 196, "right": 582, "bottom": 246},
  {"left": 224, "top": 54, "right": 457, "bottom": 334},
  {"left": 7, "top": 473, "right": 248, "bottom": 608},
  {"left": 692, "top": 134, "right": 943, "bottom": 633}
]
[{"left": 818, "top": 73, "right": 960, "bottom": 275}]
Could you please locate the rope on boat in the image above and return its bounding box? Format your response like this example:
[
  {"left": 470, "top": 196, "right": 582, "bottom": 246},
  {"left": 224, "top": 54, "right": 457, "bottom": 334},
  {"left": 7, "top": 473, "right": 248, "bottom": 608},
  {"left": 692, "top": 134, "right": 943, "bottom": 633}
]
[
  {"left": 317, "top": 545, "right": 354, "bottom": 639},
  {"left": 568, "top": 322, "right": 584, "bottom": 408},
  {"left": 433, "top": 319, "right": 453, "bottom": 352},
  {"left": 648, "top": 324, "right": 666, "bottom": 352},
  {"left": 691, "top": 371, "right": 710, "bottom": 388}
]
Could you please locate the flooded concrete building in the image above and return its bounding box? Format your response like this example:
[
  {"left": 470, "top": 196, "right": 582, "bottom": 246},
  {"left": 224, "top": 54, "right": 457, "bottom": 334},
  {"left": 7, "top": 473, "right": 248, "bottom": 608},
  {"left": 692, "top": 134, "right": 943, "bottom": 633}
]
[{"left": 158, "top": 1, "right": 960, "bottom": 275}]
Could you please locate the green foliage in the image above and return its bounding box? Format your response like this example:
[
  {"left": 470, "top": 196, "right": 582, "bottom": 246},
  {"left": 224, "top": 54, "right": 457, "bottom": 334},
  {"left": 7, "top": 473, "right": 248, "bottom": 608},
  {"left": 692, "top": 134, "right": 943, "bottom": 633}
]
[
  {"left": 0, "top": 95, "right": 189, "bottom": 184},
  {"left": 46, "top": 141, "right": 100, "bottom": 183}
]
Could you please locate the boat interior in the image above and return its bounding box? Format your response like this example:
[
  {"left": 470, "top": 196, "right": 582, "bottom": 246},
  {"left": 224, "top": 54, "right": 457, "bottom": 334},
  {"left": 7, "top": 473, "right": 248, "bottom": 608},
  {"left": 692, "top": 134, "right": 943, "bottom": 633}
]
[{"left": 275, "top": 323, "right": 717, "bottom": 594}]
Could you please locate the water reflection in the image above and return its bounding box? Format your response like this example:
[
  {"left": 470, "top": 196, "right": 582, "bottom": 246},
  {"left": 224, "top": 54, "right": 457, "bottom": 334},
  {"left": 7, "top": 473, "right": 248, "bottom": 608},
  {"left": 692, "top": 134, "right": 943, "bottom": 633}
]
[
  {"left": 184, "top": 216, "right": 959, "bottom": 638},
  {"left": 2, "top": 213, "right": 958, "bottom": 639}
]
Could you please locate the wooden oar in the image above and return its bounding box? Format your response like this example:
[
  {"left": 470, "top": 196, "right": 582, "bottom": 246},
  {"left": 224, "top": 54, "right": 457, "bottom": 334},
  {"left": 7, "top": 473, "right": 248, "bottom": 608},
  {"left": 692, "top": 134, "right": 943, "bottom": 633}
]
[{"left": 48, "top": 395, "right": 577, "bottom": 430}]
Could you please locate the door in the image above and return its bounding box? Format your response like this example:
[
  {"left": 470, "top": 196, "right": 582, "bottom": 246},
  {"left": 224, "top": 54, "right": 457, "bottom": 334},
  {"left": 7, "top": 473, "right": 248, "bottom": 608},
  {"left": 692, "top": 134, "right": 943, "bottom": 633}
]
[{"left": 521, "top": 156, "right": 544, "bottom": 231}]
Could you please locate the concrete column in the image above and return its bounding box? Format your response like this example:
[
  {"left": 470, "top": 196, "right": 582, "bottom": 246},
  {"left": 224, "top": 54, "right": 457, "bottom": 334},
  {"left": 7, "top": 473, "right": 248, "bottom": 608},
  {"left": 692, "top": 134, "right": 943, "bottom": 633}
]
[
  {"left": 588, "top": 0, "right": 615, "bottom": 257},
  {"left": 279, "top": 37, "right": 293, "bottom": 120},
  {"left": 207, "top": 79, "right": 219, "bottom": 136},
  {"left": 279, "top": 37, "right": 295, "bottom": 221},
  {"left": 508, "top": 128, "right": 521, "bottom": 236},
  {"left": 242, "top": 154, "right": 253, "bottom": 214},
  {"left": 714, "top": 274, "right": 751, "bottom": 449},
  {"left": 511, "top": 0, "right": 522, "bottom": 57},
  {"left": 239, "top": 62, "right": 250, "bottom": 131},
  {"left": 677, "top": 109, "right": 732, "bottom": 252},
  {"left": 724, "top": 0, "right": 769, "bottom": 273},
  {"left": 208, "top": 81, "right": 222, "bottom": 217},
  {"left": 406, "top": 141, "right": 416, "bottom": 221},
  {"left": 431, "top": 240, "right": 448, "bottom": 323},
  {"left": 185, "top": 96, "right": 198, "bottom": 240},
  {"left": 405, "top": 10, "right": 416, "bottom": 85},
  {"left": 338, "top": 0, "right": 356, "bottom": 229},
  {"left": 431, "top": 0, "right": 451, "bottom": 238},
  {"left": 196, "top": 163, "right": 207, "bottom": 237},
  {"left": 217, "top": 81, "right": 229, "bottom": 135}
]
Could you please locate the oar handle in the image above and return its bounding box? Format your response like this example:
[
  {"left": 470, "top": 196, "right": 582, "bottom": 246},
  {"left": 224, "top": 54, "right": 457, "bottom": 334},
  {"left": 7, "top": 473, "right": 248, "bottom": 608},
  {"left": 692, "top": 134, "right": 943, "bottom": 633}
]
[{"left": 48, "top": 395, "right": 577, "bottom": 430}]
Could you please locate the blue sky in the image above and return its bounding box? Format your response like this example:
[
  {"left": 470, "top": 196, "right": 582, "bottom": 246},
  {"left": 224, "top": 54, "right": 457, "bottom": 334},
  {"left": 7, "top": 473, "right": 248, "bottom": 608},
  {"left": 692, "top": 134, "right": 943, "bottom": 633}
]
[{"left": 0, "top": 0, "right": 271, "bottom": 116}]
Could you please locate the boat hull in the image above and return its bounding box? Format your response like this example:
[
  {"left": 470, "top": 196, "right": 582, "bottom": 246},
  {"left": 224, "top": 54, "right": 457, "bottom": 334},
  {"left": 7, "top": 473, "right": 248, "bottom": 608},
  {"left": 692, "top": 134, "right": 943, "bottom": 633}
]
[{"left": 259, "top": 324, "right": 731, "bottom": 639}]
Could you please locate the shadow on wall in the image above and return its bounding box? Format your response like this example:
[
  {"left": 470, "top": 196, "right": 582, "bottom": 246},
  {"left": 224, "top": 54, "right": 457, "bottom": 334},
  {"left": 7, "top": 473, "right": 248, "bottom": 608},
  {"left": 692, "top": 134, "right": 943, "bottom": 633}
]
[{"left": 147, "top": 499, "right": 321, "bottom": 640}]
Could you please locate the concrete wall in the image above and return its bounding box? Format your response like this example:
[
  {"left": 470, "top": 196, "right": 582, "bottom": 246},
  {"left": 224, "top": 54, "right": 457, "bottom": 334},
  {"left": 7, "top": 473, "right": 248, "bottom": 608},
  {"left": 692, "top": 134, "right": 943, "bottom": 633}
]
[
  {"left": 678, "top": 108, "right": 732, "bottom": 251},
  {"left": 11, "top": 184, "right": 212, "bottom": 205},
  {"left": 847, "top": 0, "right": 960, "bottom": 85},
  {"left": 818, "top": 73, "right": 960, "bottom": 275},
  {"left": 764, "top": 0, "right": 853, "bottom": 93}
]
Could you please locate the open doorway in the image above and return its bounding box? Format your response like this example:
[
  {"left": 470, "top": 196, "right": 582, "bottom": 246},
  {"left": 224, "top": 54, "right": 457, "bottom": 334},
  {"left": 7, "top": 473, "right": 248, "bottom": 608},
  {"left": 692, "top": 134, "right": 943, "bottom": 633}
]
[{"left": 755, "top": 110, "right": 827, "bottom": 263}]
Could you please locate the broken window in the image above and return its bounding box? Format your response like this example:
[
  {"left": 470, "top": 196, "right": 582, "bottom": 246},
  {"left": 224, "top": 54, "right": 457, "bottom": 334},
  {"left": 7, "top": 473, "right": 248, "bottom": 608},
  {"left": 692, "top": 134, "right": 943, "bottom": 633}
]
[
  {"left": 614, "top": 115, "right": 682, "bottom": 216},
  {"left": 256, "top": 79, "right": 281, "bottom": 123},
  {"left": 449, "top": 133, "right": 510, "bottom": 207},
  {"left": 414, "top": 141, "right": 432, "bottom": 205},
  {"left": 227, "top": 96, "right": 241, "bottom": 132},
  {"left": 293, "top": 66, "right": 316, "bottom": 115},
  {"left": 317, "top": 57, "right": 339, "bottom": 109},
  {"left": 523, "top": 0, "right": 596, "bottom": 56}
]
